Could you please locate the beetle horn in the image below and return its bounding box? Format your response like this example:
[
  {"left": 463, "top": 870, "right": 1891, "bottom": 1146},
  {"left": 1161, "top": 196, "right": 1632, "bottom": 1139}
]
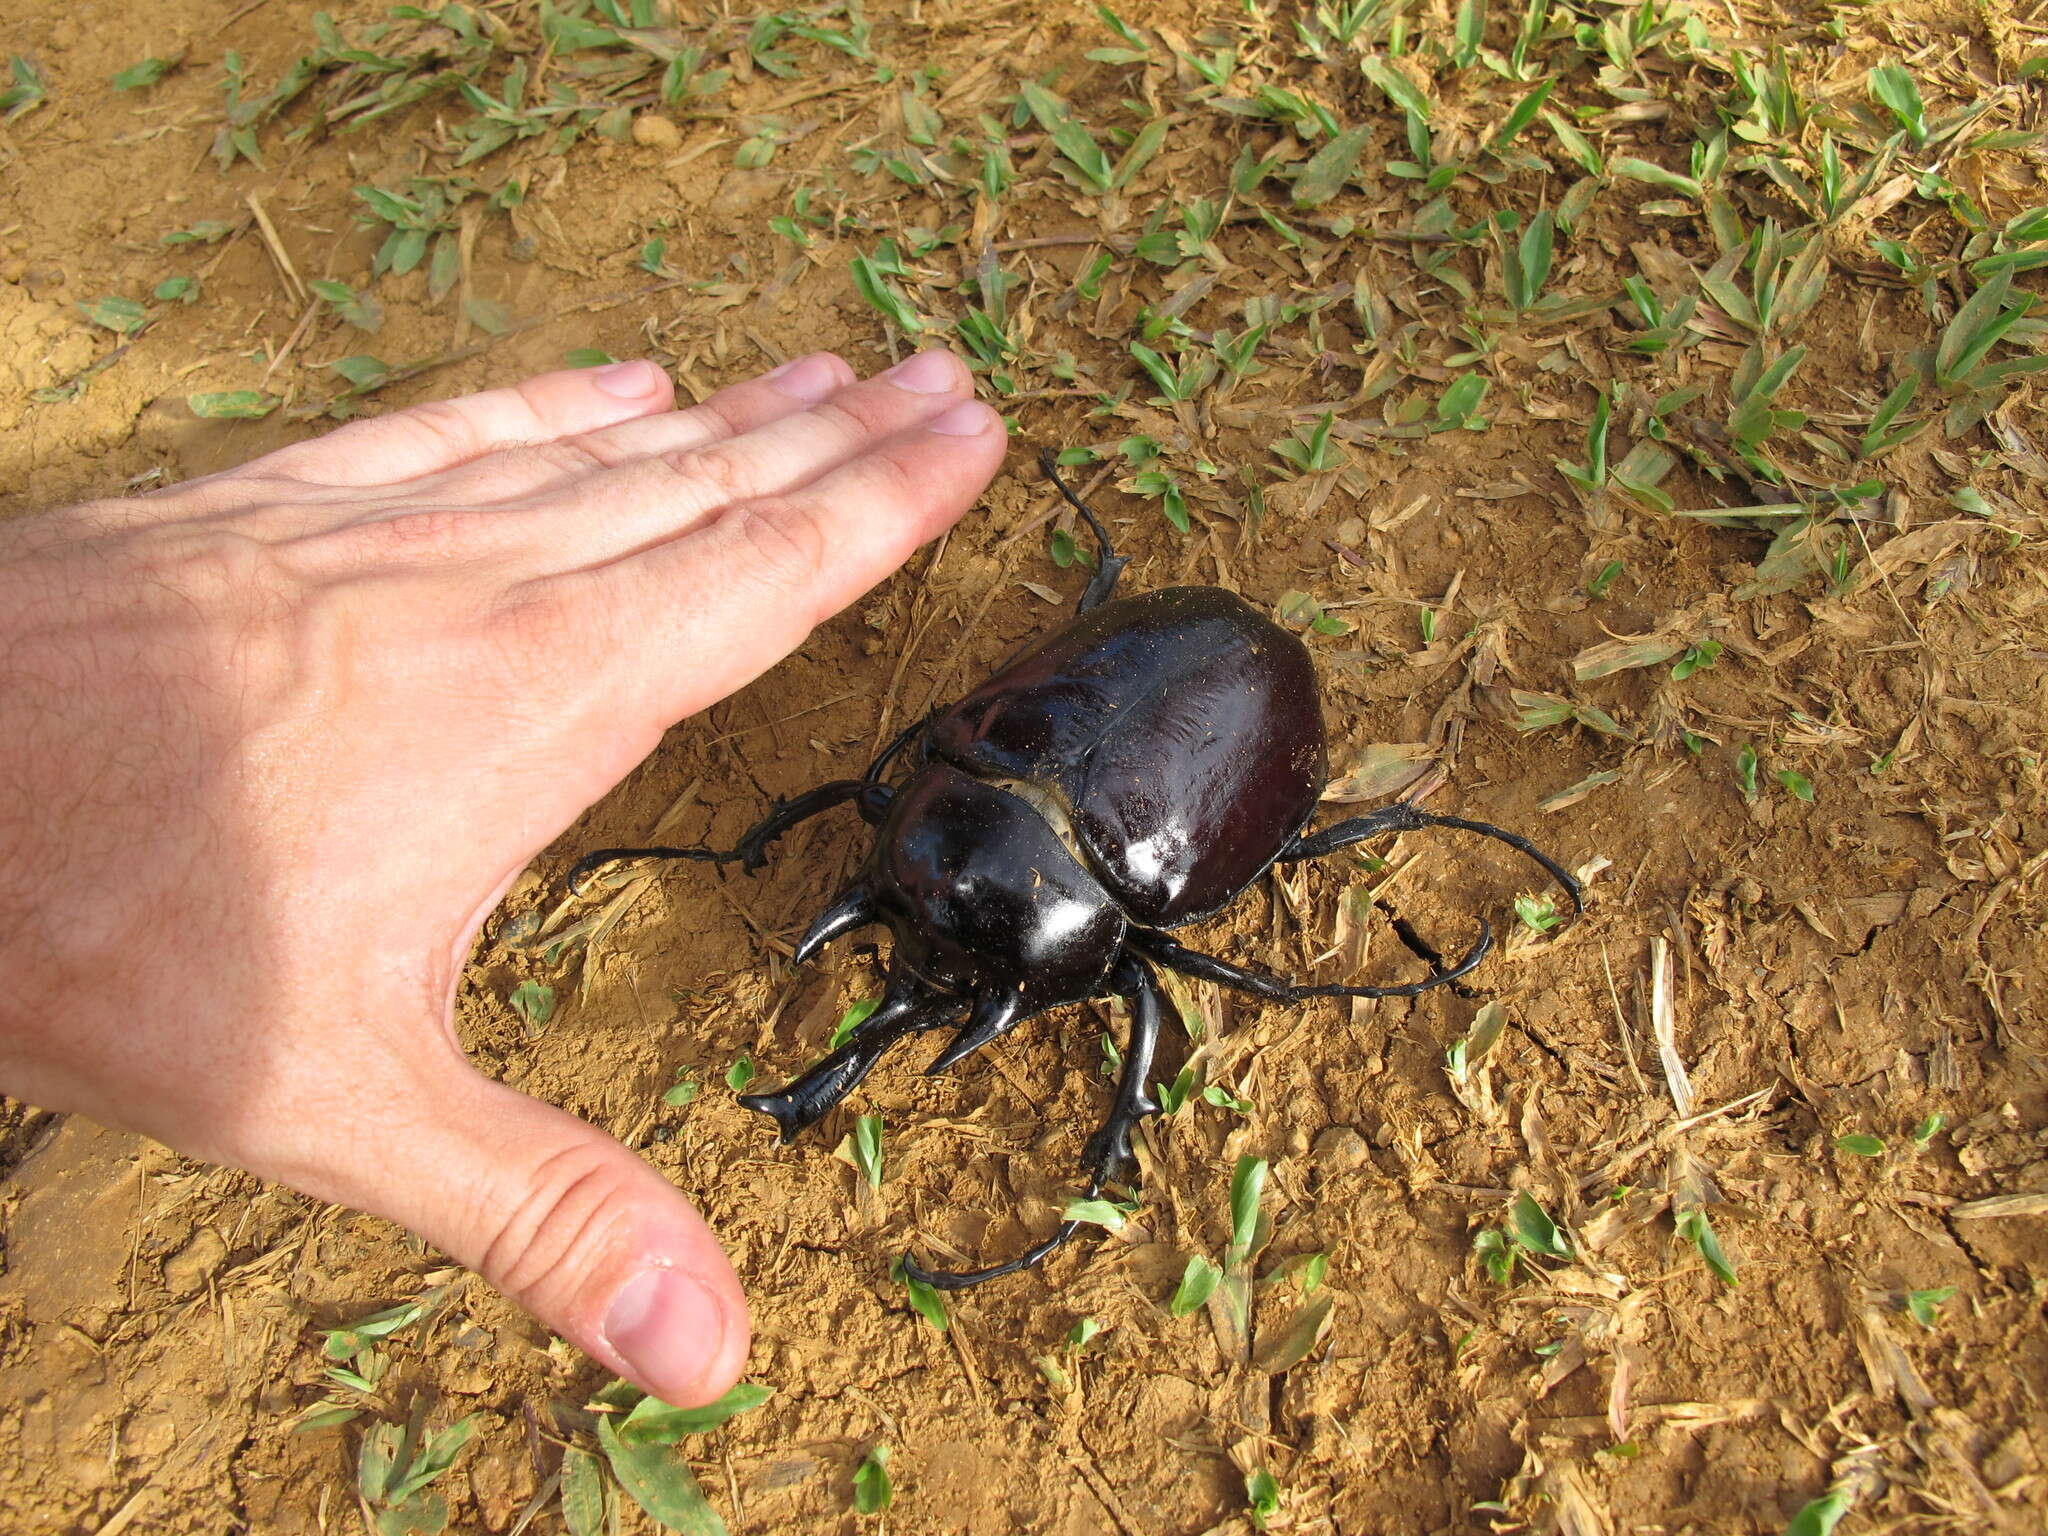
[
  {"left": 792, "top": 881, "right": 876, "bottom": 965},
  {"left": 925, "top": 986, "right": 1029, "bottom": 1075}
]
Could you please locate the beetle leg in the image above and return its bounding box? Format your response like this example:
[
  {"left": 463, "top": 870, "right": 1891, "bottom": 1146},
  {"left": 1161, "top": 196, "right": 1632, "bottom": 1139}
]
[
  {"left": 1038, "top": 448, "right": 1130, "bottom": 613},
  {"left": 1079, "top": 954, "right": 1165, "bottom": 1186},
  {"left": 1130, "top": 922, "right": 1493, "bottom": 1001},
  {"left": 897, "top": 956, "right": 1165, "bottom": 1291},
  {"left": 568, "top": 780, "right": 874, "bottom": 892},
  {"left": 1278, "top": 803, "right": 1583, "bottom": 913},
  {"left": 737, "top": 981, "right": 956, "bottom": 1144}
]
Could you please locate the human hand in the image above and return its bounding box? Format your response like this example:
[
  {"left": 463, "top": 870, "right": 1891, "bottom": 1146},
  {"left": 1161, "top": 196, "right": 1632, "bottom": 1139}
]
[{"left": 0, "top": 348, "right": 1004, "bottom": 1405}]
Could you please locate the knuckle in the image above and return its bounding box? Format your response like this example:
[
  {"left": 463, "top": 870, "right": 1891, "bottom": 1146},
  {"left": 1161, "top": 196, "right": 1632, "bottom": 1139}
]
[
  {"left": 474, "top": 1143, "right": 641, "bottom": 1309},
  {"left": 395, "top": 399, "right": 488, "bottom": 465},
  {"left": 501, "top": 433, "right": 620, "bottom": 482},
  {"left": 337, "top": 506, "right": 500, "bottom": 565},
  {"left": 727, "top": 496, "right": 827, "bottom": 593},
  {"left": 657, "top": 441, "right": 759, "bottom": 505}
]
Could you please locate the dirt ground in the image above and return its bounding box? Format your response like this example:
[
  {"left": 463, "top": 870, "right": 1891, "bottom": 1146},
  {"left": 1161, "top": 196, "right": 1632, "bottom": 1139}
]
[{"left": 1, "top": 0, "right": 2044, "bottom": 1532}]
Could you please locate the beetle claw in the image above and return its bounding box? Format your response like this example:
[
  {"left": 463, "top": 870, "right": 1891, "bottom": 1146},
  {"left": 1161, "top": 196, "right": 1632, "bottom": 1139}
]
[
  {"left": 925, "top": 987, "right": 1028, "bottom": 1075},
  {"left": 794, "top": 881, "right": 877, "bottom": 965}
]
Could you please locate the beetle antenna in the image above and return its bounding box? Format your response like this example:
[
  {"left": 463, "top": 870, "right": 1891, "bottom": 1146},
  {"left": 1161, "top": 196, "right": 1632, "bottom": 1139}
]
[
  {"left": 793, "top": 881, "right": 877, "bottom": 965},
  {"left": 924, "top": 986, "right": 1029, "bottom": 1075}
]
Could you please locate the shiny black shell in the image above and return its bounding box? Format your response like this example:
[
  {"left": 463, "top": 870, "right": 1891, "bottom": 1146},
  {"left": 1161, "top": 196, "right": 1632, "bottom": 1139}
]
[{"left": 925, "top": 586, "right": 1326, "bottom": 929}]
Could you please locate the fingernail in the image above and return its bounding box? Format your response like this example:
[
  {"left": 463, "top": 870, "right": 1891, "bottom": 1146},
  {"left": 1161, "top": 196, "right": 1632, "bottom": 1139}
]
[
  {"left": 886, "top": 348, "right": 960, "bottom": 394},
  {"left": 592, "top": 360, "right": 663, "bottom": 398},
  {"left": 927, "top": 400, "right": 992, "bottom": 436},
  {"left": 603, "top": 1268, "right": 727, "bottom": 1400},
  {"left": 764, "top": 353, "right": 841, "bottom": 403}
]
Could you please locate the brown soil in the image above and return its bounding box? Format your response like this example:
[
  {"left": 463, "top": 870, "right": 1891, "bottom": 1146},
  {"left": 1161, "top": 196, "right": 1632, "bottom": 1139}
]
[{"left": 2, "top": 1, "right": 2044, "bottom": 1533}]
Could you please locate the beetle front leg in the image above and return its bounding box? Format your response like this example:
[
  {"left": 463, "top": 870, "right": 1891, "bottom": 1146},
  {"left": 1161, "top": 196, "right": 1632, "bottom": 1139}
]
[
  {"left": 1080, "top": 954, "right": 1166, "bottom": 1186},
  {"left": 737, "top": 986, "right": 955, "bottom": 1143}
]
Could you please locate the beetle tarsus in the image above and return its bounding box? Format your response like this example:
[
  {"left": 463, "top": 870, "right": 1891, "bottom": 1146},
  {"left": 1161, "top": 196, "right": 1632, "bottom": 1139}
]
[
  {"left": 900, "top": 958, "right": 1164, "bottom": 1286},
  {"left": 1132, "top": 919, "right": 1492, "bottom": 1003},
  {"left": 565, "top": 843, "right": 720, "bottom": 895},
  {"left": 1038, "top": 448, "right": 1129, "bottom": 613},
  {"left": 898, "top": 1219, "right": 1086, "bottom": 1291}
]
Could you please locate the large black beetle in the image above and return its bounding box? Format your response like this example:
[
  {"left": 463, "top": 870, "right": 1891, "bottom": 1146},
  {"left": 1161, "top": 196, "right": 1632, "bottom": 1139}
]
[{"left": 572, "top": 452, "right": 1580, "bottom": 1288}]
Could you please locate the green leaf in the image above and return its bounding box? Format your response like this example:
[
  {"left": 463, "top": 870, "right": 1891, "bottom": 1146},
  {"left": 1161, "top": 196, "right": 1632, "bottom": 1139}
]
[
  {"left": 188, "top": 390, "right": 279, "bottom": 420},
  {"left": 509, "top": 980, "right": 555, "bottom": 1028},
  {"left": 1112, "top": 116, "right": 1171, "bottom": 190},
  {"left": 1246, "top": 1468, "right": 1281, "bottom": 1530},
  {"left": 1507, "top": 1192, "right": 1572, "bottom": 1260},
  {"left": 560, "top": 1447, "right": 612, "bottom": 1536},
  {"left": 1361, "top": 58, "right": 1430, "bottom": 120},
  {"left": 1777, "top": 770, "right": 1816, "bottom": 802},
  {"left": 725, "top": 1057, "right": 756, "bottom": 1093},
  {"left": 112, "top": 57, "right": 175, "bottom": 91},
  {"left": 890, "top": 1255, "right": 949, "bottom": 1332},
  {"left": 330, "top": 355, "right": 393, "bottom": 390},
  {"left": 324, "top": 1299, "right": 431, "bottom": 1361},
  {"left": 1834, "top": 1132, "right": 1884, "bottom": 1157},
  {"left": 1911, "top": 1112, "right": 1945, "bottom": 1145},
  {"left": 663, "top": 1072, "right": 699, "bottom": 1107},
  {"left": 1676, "top": 1207, "right": 1737, "bottom": 1285},
  {"left": 359, "top": 1421, "right": 406, "bottom": 1504},
  {"left": 1169, "top": 1255, "right": 1222, "bottom": 1317},
  {"left": 1473, "top": 1227, "right": 1513, "bottom": 1285},
  {"left": 1543, "top": 110, "right": 1603, "bottom": 175},
  {"left": 829, "top": 996, "right": 881, "bottom": 1049},
  {"left": 1867, "top": 62, "right": 1925, "bottom": 141},
  {"left": 1493, "top": 80, "right": 1553, "bottom": 148},
  {"left": 852, "top": 1445, "right": 893, "bottom": 1514},
  {"left": 1291, "top": 123, "right": 1371, "bottom": 206},
  {"left": 1062, "top": 1197, "right": 1129, "bottom": 1231},
  {"left": 1436, "top": 371, "right": 1490, "bottom": 428},
  {"left": 541, "top": 0, "right": 623, "bottom": 53},
  {"left": 162, "top": 220, "right": 238, "bottom": 246},
  {"left": 618, "top": 1384, "right": 773, "bottom": 1446},
  {"left": 1784, "top": 1487, "right": 1851, "bottom": 1536},
  {"left": 1612, "top": 157, "right": 1703, "bottom": 199},
  {"left": 464, "top": 298, "right": 512, "bottom": 336},
  {"left": 1227, "top": 1156, "right": 1268, "bottom": 1268},
  {"left": 1905, "top": 1285, "right": 1955, "bottom": 1329},
  {"left": 1, "top": 55, "right": 48, "bottom": 120},
  {"left": 385, "top": 1415, "right": 478, "bottom": 1506},
  {"left": 566, "top": 349, "right": 618, "bottom": 368},
  {"left": 154, "top": 276, "right": 197, "bottom": 303},
  {"left": 79, "top": 295, "right": 148, "bottom": 335},
  {"left": 853, "top": 1114, "right": 884, "bottom": 1191},
  {"left": 598, "top": 1413, "right": 725, "bottom": 1534}
]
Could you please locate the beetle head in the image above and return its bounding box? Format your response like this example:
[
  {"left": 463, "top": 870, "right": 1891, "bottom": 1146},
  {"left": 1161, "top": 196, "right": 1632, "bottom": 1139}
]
[{"left": 795, "top": 763, "right": 1126, "bottom": 1064}]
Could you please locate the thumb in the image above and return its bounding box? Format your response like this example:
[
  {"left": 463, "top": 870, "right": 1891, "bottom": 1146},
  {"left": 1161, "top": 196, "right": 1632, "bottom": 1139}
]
[{"left": 338, "top": 1067, "right": 750, "bottom": 1407}]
